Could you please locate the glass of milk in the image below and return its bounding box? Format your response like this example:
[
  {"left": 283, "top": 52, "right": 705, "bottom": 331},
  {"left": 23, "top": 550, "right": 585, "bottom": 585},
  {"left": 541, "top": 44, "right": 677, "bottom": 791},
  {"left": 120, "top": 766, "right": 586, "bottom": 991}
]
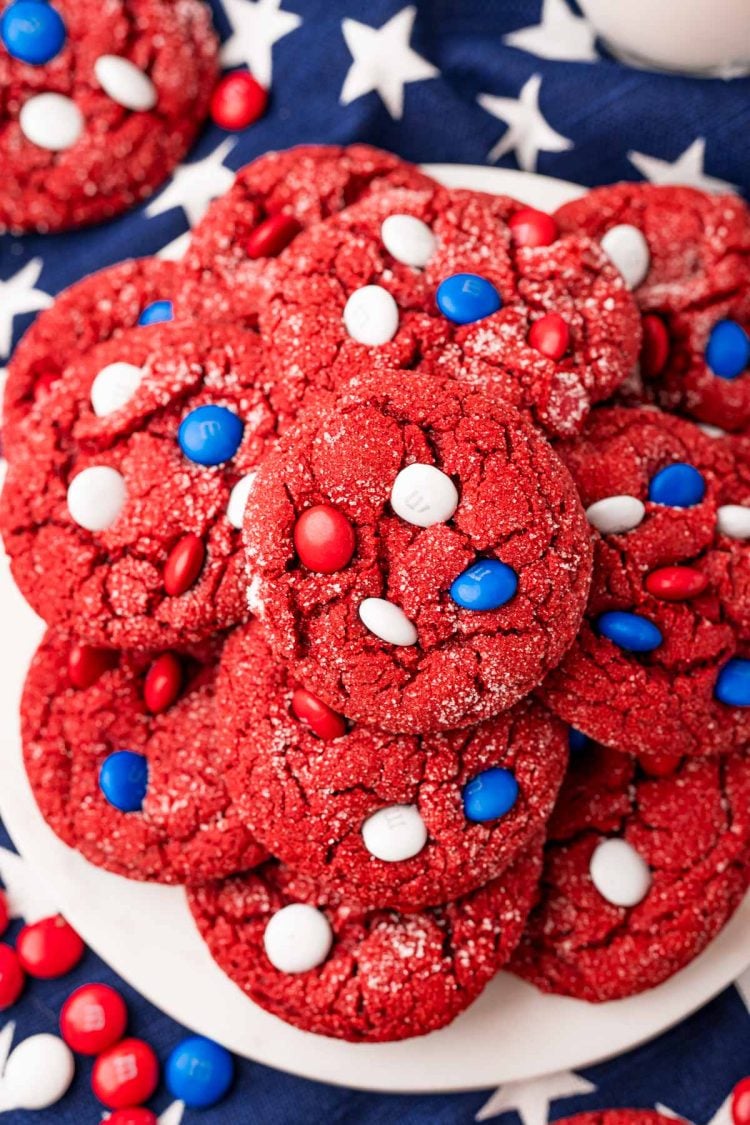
[{"left": 577, "top": 0, "right": 750, "bottom": 77}]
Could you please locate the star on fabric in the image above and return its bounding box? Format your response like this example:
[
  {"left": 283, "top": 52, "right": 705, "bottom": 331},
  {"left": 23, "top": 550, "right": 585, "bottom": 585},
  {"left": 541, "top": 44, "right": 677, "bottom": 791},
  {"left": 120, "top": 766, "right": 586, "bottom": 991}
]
[
  {"left": 479, "top": 74, "right": 573, "bottom": 172},
  {"left": 0, "top": 847, "right": 60, "bottom": 924},
  {"left": 474, "top": 1069, "right": 596, "bottom": 1123},
  {"left": 503, "top": 0, "right": 597, "bottom": 62},
  {"left": 146, "top": 139, "right": 237, "bottom": 228},
  {"left": 221, "top": 0, "right": 302, "bottom": 87},
  {"left": 629, "top": 138, "right": 737, "bottom": 193},
  {"left": 0, "top": 259, "right": 52, "bottom": 360},
  {"left": 340, "top": 6, "right": 439, "bottom": 120},
  {"left": 157, "top": 232, "right": 191, "bottom": 261}
]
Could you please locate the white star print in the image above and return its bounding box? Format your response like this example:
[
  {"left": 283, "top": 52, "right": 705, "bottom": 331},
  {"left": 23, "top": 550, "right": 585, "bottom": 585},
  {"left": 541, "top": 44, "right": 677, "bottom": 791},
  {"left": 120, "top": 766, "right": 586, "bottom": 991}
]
[
  {"left": 340, "top": 6, "right": 439, "bottom": 120},
  {"left": 703, "top": 1095, "right": 733, "bottom": 1125},
  {"left": 0, "top": 260, "right": 52, "bottom": 361},
  {"left": 736, "top": 964, "right": 750, "bottom": 1010},
  {"left": 504, "top": 0, "right": 597, "bottom": 62},
  {"left": 0, "top": 848, "right": 60, "bottom": 924},
  {"left": 478, "top": 74, "right": 573, "bottom": 172},
  {"left": 221, "top": 0, "right": 302, "bottom": 88},
  {"left": 156, "top": 232, "right": 190, "bottom": 261},
  {"left": 629, "top": 138, "right": 737, "bottom": 193},
  {"left": 474, "top": 1069, "right": 596, "bottom": 1124},
  {"left": 146, "top": 138, "right": 237, "bottom": 228}
]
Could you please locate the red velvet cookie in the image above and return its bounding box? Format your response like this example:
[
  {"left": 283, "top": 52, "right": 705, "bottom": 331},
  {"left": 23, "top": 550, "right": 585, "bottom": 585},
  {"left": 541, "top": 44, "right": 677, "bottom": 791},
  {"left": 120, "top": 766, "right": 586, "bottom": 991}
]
[
  {"left": 258, "top": 183, "right": 641, "bottom": 436},
  {"left": 175, "top": 143, "right": 435, "bottom": 327},
  {"left": 243, "top": 372, "right": 592, "bottom": 733},
  {"left": 216, "top": 623, "right": 568, "bottom": 910},
  {"left": 0, "top": 0, "right": 217, "bottom": 233},
  {"left": 22, "top": 630, "right": 267, "bottom": 883},
  {"left": 3, "top": 257, "right": 179, "bottom": 456},
  {"left": 554, "top": 1114, "right": 688, "bottom": 1125},
  {"left": 541, "top": 406, "right": 750, "bottom": 758},
  {"left": 555, "top": 183, "right": 750, "bottom": 431},
  {"left": 188, "top": 847, "right": 542, "bottom": 1042},
  {"left": 1, "top": 321, "right": 279, "bottom": 650},
  {"left": 510, "top": 742, "right": 750, "bottom": 1002}
]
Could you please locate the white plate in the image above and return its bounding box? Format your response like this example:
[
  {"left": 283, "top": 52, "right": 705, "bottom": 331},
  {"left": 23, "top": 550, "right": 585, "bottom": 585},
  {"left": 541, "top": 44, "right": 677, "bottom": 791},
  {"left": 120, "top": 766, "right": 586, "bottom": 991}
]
[{"left": 1, "top": 166, "right": 748, "bottom": 1095}]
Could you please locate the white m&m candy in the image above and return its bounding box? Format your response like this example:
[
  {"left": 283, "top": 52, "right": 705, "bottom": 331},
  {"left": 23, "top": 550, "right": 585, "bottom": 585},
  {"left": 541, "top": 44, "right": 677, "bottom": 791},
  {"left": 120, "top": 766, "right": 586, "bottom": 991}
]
[
  {"left": 359, "top": 597, "right": 417, "bottom": 646},
  {"left": 589, "top": 838, "right": 651, "bottom": 908},
  {"left": 263, "top": 904, "right": 333, "bottom": 974},
  {"left": 343, "top": 285, "right": 399, "bottom": 346},
  {"left": 717, "top": 504, "right": 750, "bottom": 540},
  {"left": 67, "top": 466, "right": 126, "bottom": 532},
  {"left": 381, "top": 214, "right": 437, "bottom": 268},
  {"left": 20, "top": 93, "right": 83, "bottom": 151},
  {"left": 600, "top": 224, "right": 650, "bottom": 290},
  {"left": 390, "top": 463, "right": 458, "bottom": 528},
  {"left": 2, "top": 1034, "right": 75, "bottom": 1110},
  {"left": 361, "top": 804, "right": 427, "bottom": 862},
  {"left": 227, "top": 472, "right": 257, "bottom": 530},
  {"left": 90, "top": 362, "right": 144, "bottom": 417},
  {"left": 94, "top": 55, "right": 157, "bottom": 112},
  {"left": 585, "top": 495, "right": 646, "bottom": 535}
]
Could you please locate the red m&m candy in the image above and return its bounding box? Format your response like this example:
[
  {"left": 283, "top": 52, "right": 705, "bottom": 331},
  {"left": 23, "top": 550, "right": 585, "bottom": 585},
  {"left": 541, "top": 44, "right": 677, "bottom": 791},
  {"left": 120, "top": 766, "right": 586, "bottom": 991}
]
[
  {"left": 109, "top": 1111, "right": 158, "bottom": 1125},
  {"left": 68, "top": 642, "right": 117, "bottom": 689},
  {"left": 639, "top": 749, "right": 683, "bottom": 778},
  {"left": 211, "top": 70, "right": 267, "bottom": 130},
  {"left": 246, "top": 213, "right": 302, "bottom": 260},
  {"left": 640, "top": 313, "right": 670, "bottom": 378},
  {"left": 645, "top": 565, "right": 708, "bottom": 601},
  {"left": 733, "top": 1077, "right": 750, "bottom": 1125},
  {"left": 60, "top": 984, "right": 128, "bottom": 1054},
  {"left": 143, "top": 653, "right": 183, "bottom": 714},
  {"left": 0, "top": 945, "right": 25, "bottom": 1009},
  {"left": 163, "top": 533, "right": 205, "bottom": 596},
  {"left": 509, "top": 208, "right": 558, "bottom": 248},
  {"left": 528, "top": 313, "right": 570, "bottom": 360},
  {"left": 291, "top": 688, "right": 347, "bottom": 741},
  {"left": 92, "top": 1038, "right": 159, "bottom": 1109},
  {"left": 0, "top": 888, "right": 8, "bottom": 936},
  {"left": 17, "top": 915, "right": 84, "bottom": 979},
  {"left": 293, "top": 504, "right": 356, "bottom": 573}
]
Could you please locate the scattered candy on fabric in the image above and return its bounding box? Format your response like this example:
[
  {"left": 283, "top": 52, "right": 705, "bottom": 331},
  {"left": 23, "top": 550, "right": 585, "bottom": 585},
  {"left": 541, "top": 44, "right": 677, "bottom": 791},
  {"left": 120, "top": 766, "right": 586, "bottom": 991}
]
[
  {"left": 294, "top": 505, "right": 356, "bottom": 573},
  {"left": 343, "top": 285, "right": 399, "bottom": 345},
  {"left": 589, "top": 838, "right": 652, "bottom": 907},
  {"left": 705, "top": 319, "right": 750, "bottom": 380},
  {"left": 94, "top": 56, "right": 157, "bottom": 112},
  {"left": 0, "top": 945, "right": 25, "bottom": 1010},
  {"left": 166, "top": 1035, "right": 234, "bottom": 1109},
  {"left": 211, "top": 70, "right": 268, "bottom": 130},
  {"left": 732, "top": 1077, "right": 750, "bottom": 1125},
  {"left": 108, "top": 1111, "right": 158, "bottom": 1125},
  {"left": 263, "top": 903, "right": 333, "bottom": 974},
  {"left": 91, "top": 1038, "right": 160, "bottom": 1109},
  {"left": 90, "top": 362, "right": 144, "bottom": 417},
  {"left": 462, "top": 768, "right": 519, "bottom": 823},
  {"left": 599, "top": 224, "right": 650, "bottom": 290},
  {"left": 178, "top": 404, "right": 244, "bottom": 466},
  {"left": 358, "top": 597, "right": 417, "bottom": 646},
  {"left": 1, "top": 1, "right": 66, "bottom": 65},
  {"left": 390, "top": 463, "right": 458, "bottom": 527},
  {"left": 450, "top": 559, "right": 518, "bottom": 611},
  {"left": 99, "top": 750, "right": 149, "bottom": 813},
  {"left": 66, "top": 465, "right": 126, "bottom": 532},
  {"left": 0, "top": 890, "right": 7, "bottom": 937},
  {"left": 381, "top": 213, "right": 437, "bottom": 266},
  {"left": 60, "top": 984, "right": 128, "bottom": 1055},
  {"left": 598, "top": 610, "right": 663, "bottom": 653},
  {"left": 16, "top": 916, "right": 84, "bottom": 978},
  {"left": 436, "top": 273, "right": 502, "bottom": 324},
  {"left": 361, "top": 804, "right": 428, "bottom": 862},
  {"left": 647, "top": 462, "right": 706, "bottom": 507},
  {"left": 585, "top": 495, "right": 645, "bottom": 534},
  {"left": 1, "top": 1034, "right": 74, "bottom": 1110}
]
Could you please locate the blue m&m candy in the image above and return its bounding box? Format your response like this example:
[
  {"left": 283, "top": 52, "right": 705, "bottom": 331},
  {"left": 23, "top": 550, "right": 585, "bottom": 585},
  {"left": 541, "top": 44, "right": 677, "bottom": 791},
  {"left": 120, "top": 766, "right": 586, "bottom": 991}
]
[
  {"left": 568, "top": 727, "right": 589, "bottom": 752},
  {"left": 598, "top": 610, "right": 663, "bottom": 653},
  {"left": 138, "top": 299, "right": 173, "bottom": 327},
  {"left": 99, "top": 750, "right": 148, "bottom": 812},
  {"left": 436, "top": 273, "right": 502, "bottom": 325},
  {"left": 1, "top": 0, "right": 66, "bottom": 64},
  {"left": 450, "top": 558, "right": 518, "bottom": 611},
  {"left": 648, "top": 463, "right": 705, "bottom": 508},
  {"left": 705, "top": 319, "right": 750, "bottom": 380},
  {"left": 462, "top": 767, "right": 519, "bottom": 822},
  {"left": 166, "top": 1036, "right": 234, "bottom": 1109},
  {"left": 178, "top": 405, "right": 244, "bottom": 466},
  {"left": 714, "top": 658, "right": 750, "bottom": 707}
]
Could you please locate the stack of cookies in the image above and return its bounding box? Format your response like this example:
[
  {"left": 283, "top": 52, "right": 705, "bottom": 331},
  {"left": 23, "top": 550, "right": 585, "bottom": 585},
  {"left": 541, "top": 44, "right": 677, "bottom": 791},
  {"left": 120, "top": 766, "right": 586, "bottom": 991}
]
[{"left": 3, "top": 145, "right": 750, "bottom": 1042}]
